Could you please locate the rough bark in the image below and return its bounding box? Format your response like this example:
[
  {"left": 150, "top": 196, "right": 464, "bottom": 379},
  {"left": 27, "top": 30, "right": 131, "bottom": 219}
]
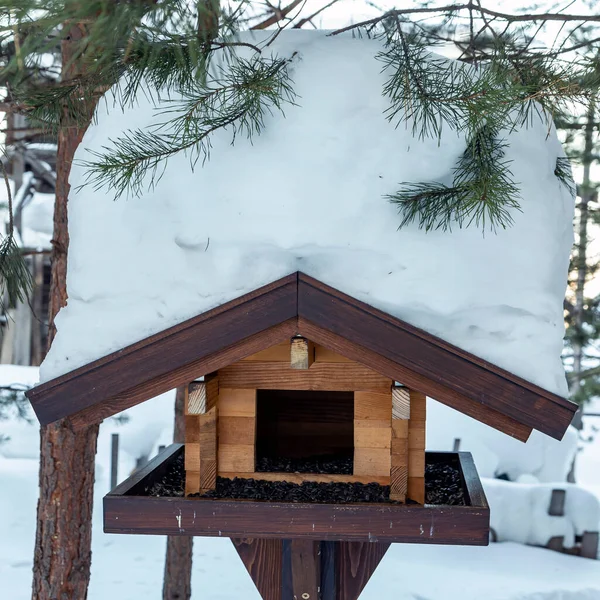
[
  {"left": 163, "top": 387, "right": 194, "bottom": 600},
  {"left": 31, "top": 22, "right": 100, "bottom": 600}
]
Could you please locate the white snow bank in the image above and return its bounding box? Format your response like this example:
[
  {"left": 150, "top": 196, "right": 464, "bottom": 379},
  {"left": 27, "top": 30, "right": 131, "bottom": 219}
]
[
  {"left": 41, "top": 30, "right": 573, "bottom": 400},
  {"left": 19, "top": 191, "right": 54, "bottom": 249},
  {"left": 427, "top": 399, "right": 578, "bottom": 482},
  {"left": 484, "top": 478, "right": 600, "bottom": 548}
]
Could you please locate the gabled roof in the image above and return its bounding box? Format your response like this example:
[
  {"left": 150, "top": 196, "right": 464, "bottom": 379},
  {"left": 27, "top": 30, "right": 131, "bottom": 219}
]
[{"left": 26, "top": 272, "right": 576, "bottom": 441}]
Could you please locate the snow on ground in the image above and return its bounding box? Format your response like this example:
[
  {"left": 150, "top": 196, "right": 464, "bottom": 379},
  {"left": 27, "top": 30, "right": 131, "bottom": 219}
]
[{"left": 41, "top": 30, "right": 574, "bottom": 402}]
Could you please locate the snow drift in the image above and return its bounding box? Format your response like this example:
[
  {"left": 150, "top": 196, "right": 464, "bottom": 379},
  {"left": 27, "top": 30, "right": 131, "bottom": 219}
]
[{"left": 40, "top": 30, "right": 574, "bottom": 398}]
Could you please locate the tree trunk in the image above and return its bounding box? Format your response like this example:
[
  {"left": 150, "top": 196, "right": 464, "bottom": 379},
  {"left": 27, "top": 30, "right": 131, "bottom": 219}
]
[
  {"left": 569, "top": 95, "right": 597, "bottom": 432},
  {"left": 31, "top": 22, "right": 100, "bottom": 600},
  {"left": 163, "top": 387, "right": 194, "bottom": 600}
]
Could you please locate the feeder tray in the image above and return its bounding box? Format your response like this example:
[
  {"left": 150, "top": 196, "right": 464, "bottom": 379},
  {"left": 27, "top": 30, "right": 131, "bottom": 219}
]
[{"left": 104, "top": 445, "right": 489, "bottom": 544}]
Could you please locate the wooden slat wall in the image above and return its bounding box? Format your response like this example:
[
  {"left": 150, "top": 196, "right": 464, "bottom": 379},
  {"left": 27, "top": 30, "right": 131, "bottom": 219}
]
[
  {"left": 353, "top": 391, "right": 392, "bottom": 478},
  {"left": 407, "top": 390, "right": 426, "bottom": 503},
  {"left": 217, "top": 388, "right": 256, "bottom": 474}
]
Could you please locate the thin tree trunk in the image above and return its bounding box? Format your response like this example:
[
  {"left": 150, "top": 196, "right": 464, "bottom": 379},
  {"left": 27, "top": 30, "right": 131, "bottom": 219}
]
[
  {"left": 31, "top": 22, "right": 100, "bottom": 600},
  {"left": 569, "top": 95, "right": 597, "bottom": 433},
  {"left": 163, "top": 387, "right": 194, "bottom": 600}
]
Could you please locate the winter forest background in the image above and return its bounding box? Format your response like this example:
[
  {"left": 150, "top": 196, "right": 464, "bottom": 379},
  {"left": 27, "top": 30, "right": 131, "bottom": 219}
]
[{"left": 1, "top": 0, "right": 600, "bottom": 599}]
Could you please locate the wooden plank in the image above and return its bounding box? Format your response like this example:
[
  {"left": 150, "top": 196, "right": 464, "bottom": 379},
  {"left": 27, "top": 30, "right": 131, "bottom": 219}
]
[
  {"left": 391, "top": 418, "right": 409, "bottom": 439},
  {"left": 29, "top": 274, "right": 299, "bottom": 426},
  {"left": 218, "top": 388, "right": 256, "bottom": 417},
  {"left": 354, "top": 391, "right": 392, "bottom": 420},
  {"left": 199, "top": 407, "right": 217, "bottom": 491},
  {"left": 392, "top": 387, "right": 410, "bottom": 419},
  {"left": 390, "top": 465, "right": 408, "bottom": 502},
  {"left": 184, "top": 443, "right": 200, "bottom": 472},
  {"left": 409, "top": 390, "right": 426, "bottom": 422},
  {"left": 354, "top": 420, "right": 391, "bottom": 449},
  {"left": 290, "top": 337, "right": 315, "bottom": 370},
  {"left": 336, "top": 542, "right": 390, "bottom": 600},
  {"left": 218, "top": 444, "right": 254, "bottom": 473},
  {"left": 205, "top": 373, "right": 219, "bottom": 411},
  {"left": 104, "top": 494, "right": 490, "bottom": 543},
  {"left": 314, "top": 345, "right": 352, "bottom": 363},
  {"left": 221, "top": 472, "right": 390, "bottom": 485},
  {"left": 185, "top": 415, "right": 200, "bottom": 443},
  {"left": 408, "top": 427, "right": 426, "bottom": 450},
  {"left": 185, "top": 471, "right": 200, "bottom": 496},
  {"left": 457, "top": 452, "right": 489, "bottom": 509},
  {"left": 218, "top": 416, "right": 256, "bottom": 446},
  {"left": 285, "top": 539, "right": 320, "bottom": 600},
  {"left": 297, "top": 274, "right": 574, "bottom": 441},
  {"left": 219, "top": 362, "right": 391, "bottom": 392},
  {"left": 353, "top": 448, "right": 391, "bottom": 477},
  {"left": 407, "top": 477, "right": 425, "bottom": 504},
  {"left": 186, "top": 381, "right": 206, "bottom": 415},
  {"left": 232, "top": 538, "right": 283, "bottom": 600},
  {"left": 408, "top": 452, "right": 425, "bottom": 477},
  {"left": 244, "top": 342, "right": 289, "bottom": 362}
]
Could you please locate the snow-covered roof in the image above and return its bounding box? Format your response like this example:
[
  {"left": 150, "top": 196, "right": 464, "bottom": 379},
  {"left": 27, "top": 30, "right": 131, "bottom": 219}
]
[{"left": 40, "top": 30, "right": 574, "bottom": 399}]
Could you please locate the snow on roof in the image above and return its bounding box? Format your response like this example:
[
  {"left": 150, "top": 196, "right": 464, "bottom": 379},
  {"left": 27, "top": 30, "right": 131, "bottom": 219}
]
[{"left": 40, "top": 30, "right": 574, "bottom": 397}]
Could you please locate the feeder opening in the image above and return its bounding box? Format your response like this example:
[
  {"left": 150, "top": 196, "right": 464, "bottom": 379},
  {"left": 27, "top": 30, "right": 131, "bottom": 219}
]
[{"left": 255, "top": 390, "right": 354, "bottom": 474}]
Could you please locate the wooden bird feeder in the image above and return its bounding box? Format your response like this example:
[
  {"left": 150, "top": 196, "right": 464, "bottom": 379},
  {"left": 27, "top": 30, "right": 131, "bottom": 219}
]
[{"left": 26, "top": 272, "right": 577, "bottom": 600}]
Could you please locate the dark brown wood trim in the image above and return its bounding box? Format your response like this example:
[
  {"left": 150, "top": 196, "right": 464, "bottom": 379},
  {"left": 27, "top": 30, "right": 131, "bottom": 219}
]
[
  {"left": 27, "top": 271, "right": 575, "bottom": 440},
  {"left": 232, "top": 538, "right": 283, "bottom": 600},
  {"left": 28, "top": 274, "right": 299, "bottom": 425},
  {"left": 456, "top": 452, "right": 488, "bottom": 509},
  {"left": 103, "top": 446, "right": 490, "bottom": 544},
  {"left": 297, "top": 274, "right": 575, "bottom": 440}
]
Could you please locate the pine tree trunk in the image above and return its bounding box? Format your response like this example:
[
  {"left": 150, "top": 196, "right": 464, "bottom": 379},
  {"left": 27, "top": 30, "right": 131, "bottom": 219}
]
[
  {"left": 163, "top": 387, "right": 194, "bottom": 600},
  {"left": 31, "top": 22, "right": 100, "bottom": 600}
]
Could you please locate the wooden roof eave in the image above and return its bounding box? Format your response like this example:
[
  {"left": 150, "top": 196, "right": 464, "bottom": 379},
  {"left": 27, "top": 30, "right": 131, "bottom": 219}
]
[{"left": 26, "top": 272, "right": 577, "bottom": 440}]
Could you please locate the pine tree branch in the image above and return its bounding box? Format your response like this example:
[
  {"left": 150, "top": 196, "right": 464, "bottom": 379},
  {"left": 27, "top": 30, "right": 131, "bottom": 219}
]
[{"left": 331, "top": 5, "right": 600, "bottom": 37}]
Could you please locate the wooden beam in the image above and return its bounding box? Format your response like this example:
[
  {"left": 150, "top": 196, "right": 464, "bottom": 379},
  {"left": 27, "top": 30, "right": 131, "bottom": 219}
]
[
  {"left": 290, "top": 337, "right": 315, "bottom": 370},
  {"left": 186, "top": 381, "right": 206, "bottom": 415},
  {"left": 232, "top": 538, "right": 283, "bottom": 600},
  {"left": 219, "top": 362, "right": 391, "bottom": 392},
  {"left": 283, "top": 539, "right": 320, "bottom": 600}
]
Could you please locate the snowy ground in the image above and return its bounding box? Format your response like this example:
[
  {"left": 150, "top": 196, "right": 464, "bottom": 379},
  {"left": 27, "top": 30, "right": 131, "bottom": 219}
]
[{"left": 2, "top": 366, "right": 600, "bottom": 600}]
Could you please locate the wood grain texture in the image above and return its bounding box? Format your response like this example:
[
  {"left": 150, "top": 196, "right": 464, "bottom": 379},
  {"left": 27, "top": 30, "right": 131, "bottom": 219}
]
[
  {"left": 218, "top": 416, "right": 256, "bottom": 446},
  {"left": 219, "top": 361, "right": 391, "bottom": 392},
  {"left": 243, "top": 342, "right": 289, "bottom": 362},
  {"left": 218, "top": 388, "right": 256, "bottom": 417},
  {"left": 290, "top": 337, "right": 315, "bottom": 370},
  {"left": 232, "top": 538, "right": 283, "bottom": 600},
  {"left": 407, "top": 477, "right": 425, "bottom": 504},
  {"left": 354, "top": 391, "right": 392, "bottom": 421},
  {"left": 221, "top": 472, "right": 390, "bottom": 485},
  {"left": 287, "top": 539, "right": 320, "bottom": 600},
  {"left": 392, "top": 387, "right": 410, "bottom": 419},
  {"left": 297, "top": 274, "right": 575, "bottom": 440},
  {"left": 390, "top": 465, "right": 408, "bottom": 502},
  {"left": 28, "top": 274, "right": 298, "bottom": 426},
  {"left": 186, "top": 382, "right": 206, "bottom": 415},
  {"left": 336, "top": 542, "right": 390, "bottom": 600},
  {"left": 218, "top": 444, "right": 255, "bottom": 473},
  {"left": 198, "top": 407, "right": 217, "bottom": 491},
  {"left": 105, "top": 446, "right": 490, "bottom": 544},
  {"left": 353, "top": 448, "right": 391, "bottom": 477},
  {"left": 354, "top": 421, "right": 391, "bottom": 449}
]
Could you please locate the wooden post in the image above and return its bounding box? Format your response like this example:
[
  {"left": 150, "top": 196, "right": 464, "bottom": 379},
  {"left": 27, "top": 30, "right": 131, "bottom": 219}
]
[
  {"left": 290, "top": 337, "right": 315, "bottom": 370},
  {"left": 391, "top": 386, "right": 410, "bottom": 501},
  {"left": 110, "top": 433, "right": 119, "bottom": 491},
  {"left": 233, "top": 539, "right": 389, "bottom": 600}
]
